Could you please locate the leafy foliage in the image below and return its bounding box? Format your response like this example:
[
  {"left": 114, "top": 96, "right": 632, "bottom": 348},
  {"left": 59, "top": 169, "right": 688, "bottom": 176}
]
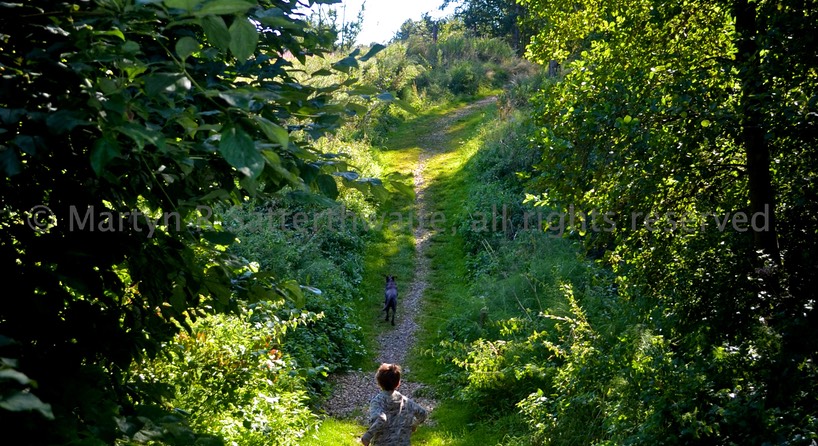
[
  {"left": 222, "top": 196, "right": 370, "bottom": 385},
  {"left": 432, "top": 0, "right": 818, "bottom": 444},
  {"left": 0, "top": 0, "right": 382, "bottom": 443},
  {"left": 440, "top": 0, "right": 529, "bottom": 53},
  {"left": 421, "top": 0, "right": 818, "bottom": 436},
  {"left": 134, "top": 302, "right": 319, "bottom": 445},
  {"left": 402, "top": 30, "right": 534, "bottom": 106}
]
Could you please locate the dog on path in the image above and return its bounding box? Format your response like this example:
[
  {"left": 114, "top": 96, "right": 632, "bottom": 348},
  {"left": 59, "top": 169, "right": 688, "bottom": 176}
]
[{"left": 383, "top": 275, "right": 397, "bottom": 326}]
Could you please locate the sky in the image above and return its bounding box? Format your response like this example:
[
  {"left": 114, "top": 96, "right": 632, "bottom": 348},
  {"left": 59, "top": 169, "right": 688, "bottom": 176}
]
[{"left": 334, "top": 0, "right": 458, "bottom": 46}]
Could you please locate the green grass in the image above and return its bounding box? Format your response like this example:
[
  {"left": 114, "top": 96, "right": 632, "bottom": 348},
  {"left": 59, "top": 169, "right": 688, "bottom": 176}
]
[
  {"left": 299, "top": 418, "right": 363, "bottom": 446},
  {"left": 409, "top": 106, "right": 492, "bottom": 386},
  {"left": 411, "top": 401, "right": 526, "bottom": 446},
  {"left": 343, "top": 122, "right": 421, "bottom": 370}
]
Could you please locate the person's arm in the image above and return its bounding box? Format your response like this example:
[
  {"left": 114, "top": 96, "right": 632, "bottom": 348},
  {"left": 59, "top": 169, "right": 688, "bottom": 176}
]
[
  {"left": 409, "top": 399, "right": 427, "bottom": 431},
  {"left": 361, "top": 395, "right": 387, "bottom": 445}
]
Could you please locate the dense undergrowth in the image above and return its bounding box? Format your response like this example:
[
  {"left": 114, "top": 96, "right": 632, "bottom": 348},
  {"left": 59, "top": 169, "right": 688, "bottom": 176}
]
[{"left": 413, "top": 1, "right": 818, "bottom": 445}]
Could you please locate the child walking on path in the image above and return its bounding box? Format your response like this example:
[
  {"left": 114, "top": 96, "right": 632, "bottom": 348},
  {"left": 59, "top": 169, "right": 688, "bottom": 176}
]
[{"left": 361, "top": 363, "right": 427, "bottom": 446}]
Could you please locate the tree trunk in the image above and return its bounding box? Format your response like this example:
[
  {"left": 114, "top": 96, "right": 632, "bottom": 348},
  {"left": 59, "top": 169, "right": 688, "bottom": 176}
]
[
  {"left": 734, "top": 0, "right": 790, "bottom": 414},
  {"left": 734, "top": 0, "right": 781, "bottom": 265}
]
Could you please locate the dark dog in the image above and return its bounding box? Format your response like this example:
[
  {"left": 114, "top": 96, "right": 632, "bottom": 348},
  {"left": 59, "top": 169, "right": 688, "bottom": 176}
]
[{"left": 383, "top": 275, "right": 397, "bottom": 326}]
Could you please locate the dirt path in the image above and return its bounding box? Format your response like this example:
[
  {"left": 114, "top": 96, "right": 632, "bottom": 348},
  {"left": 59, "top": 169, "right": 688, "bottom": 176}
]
[{"left": 320, "top": 97, "right": 497, "bottom": 424}]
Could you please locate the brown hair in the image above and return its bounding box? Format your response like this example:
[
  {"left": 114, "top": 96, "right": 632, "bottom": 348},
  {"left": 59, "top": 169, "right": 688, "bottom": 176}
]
[{"left": 375, "top": 363, "right": 401, "bottom": 391}]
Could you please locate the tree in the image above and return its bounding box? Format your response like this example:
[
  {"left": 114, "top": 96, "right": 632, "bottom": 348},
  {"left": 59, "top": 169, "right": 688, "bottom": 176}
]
[
  {"left": 308, "top": 1, "right": 367, "bottom": 49},
  {"left": 522, "top": 0, "right": 818, "bottom": 441},
  {"left": 0, "top": 0, "right": 381, "bottom": 443},
  {"left": 441, "top": 0, "right": 528, "bottom": 52},
  {"left": 394, "top": 13, "right": 443, "bottom": 42}
]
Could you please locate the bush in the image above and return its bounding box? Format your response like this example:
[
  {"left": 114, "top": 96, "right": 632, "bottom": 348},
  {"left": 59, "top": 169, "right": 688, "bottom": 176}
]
[
  {"left": 222, "top": 197, "right": 369, "bottom": 393},
  {"left": 448, "top": 61, "right": 481, "bottom": 95},
  {"left": 433, "top": 94, "right": 818, "bottom": 446},
  {"left": 404, "top": 33, "right": 529, "bottom": 100},
  {"left": 133, "top": 303, "right": 318, "bottom": 445}
]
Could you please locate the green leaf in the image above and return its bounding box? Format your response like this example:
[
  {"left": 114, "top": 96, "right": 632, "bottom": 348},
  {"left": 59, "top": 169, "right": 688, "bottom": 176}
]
[
  {"left": 701, "top": 119, "right": 711, "bottom": 127},
  {"left": 175, "top": 36, "right": 201, "bottom": 60},
  {"left": 219, "top": 126, "right": 264, "bottom": 178},
  {"left": 254, "top": 116, "right": 289, "bottom": 147},
  {"left": 204, "top": 267, "right": 231, "bottom": 305},
  {"left": 1, "top": 146, "right": 22, "bottom": 177},
  {"left": 0, "top": 369, "right": 33, "bottom": 386},
  {"left": 90, "top": 138, "right": 121, "bottom": 176},
  {"left": 349, "top": 85, "right": 379, "bottom": 95},
  {"left": 0, "top": 336, "right": 17, "bottom": 348},
  {"left": 12, "top": 135, "right": 36, "bottom": 155},
  {"left": 169, "top": 286, "right": 187, "bottom": 313},
  {"left": 95, "top": 29, "right": 125, "bottom": 41},
  {"left": 122, "top": 40, "right": 140, "bottom": 54},
  {"left": 257, "top": 15, "right": 304, "bottom": 30},
  {"left": 216, "top": 91, "right": 252, "bottom": 108},
  {"left": 367, "top": 180, "right": 390, "bottom": 202},
  {"left": 0, "top": 391, "right": 54, "bottom": 420},
  {"left": 277, "top": 279, "right": 305, "bottom": 308},
  {"left": 199, "top": 188, "right": 231, "bottom": 202},
  {"left": 359, "top": 43, "right": 386, "bottom": 62},
  {"left": 261, "top": 150, "right": 298, "bottom": 184},
  {"left": 228, "top": 17, "right": 259, "bottom": 61},
  {"left": 195, "top": 0, "right": 253, "bottom": 16},
  {"left": 164, "top": 0, "right": 203, "bottom": 12},
  {"left": 346, "top": 103, "right": 367, "bottom": 116},
  {"left": 0, "top": 108, "right": 24, "bottom": 125},
  {"left": 45, "top": 110, "right": 87, "bottom": 134},
  {"left": 97, "top": 78, "right": 118, "bottom": 95},
  {"left": 386, "top": 176, "right": 415, "bottom": 199},
  {"left": 376, "top": 92, "right": 395, "bottom": 101},
  {"left": 176, "top": 115, "right": 199, "bottom": 138},
  {"left": 334, "top": 171, "right": 359, "bottom": 181},
  {"left": 316, "top": 174, "right": 338, "bottom": 199},
  {"left": 331, "top": 56, "right": 358, "bottom": 73},
  {"left": 202, "top": 230, "right": 236, "bottom": 245},
  {"left": 286, "top": 190, "right": 337, "bottom": 207},
  {"left": 200, "top": 15, "right": 231, "bottom": 51},
  {"left": 145, "top": 73, "right": 185, "bottom": 97},
  {"left": 238, "top": 175, "right": 258, "bottom": 194},
  {"left": 117, "top": 123, "right": 164, "bottom": 150},
  {"left": 393, "top": 98, "right": 417, "bottom": 114}
]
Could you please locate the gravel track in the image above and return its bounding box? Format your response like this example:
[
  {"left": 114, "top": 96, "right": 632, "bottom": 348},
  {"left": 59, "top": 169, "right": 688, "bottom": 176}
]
[{"left": 319, "top": 97, "right": 497, "bottom": 424}]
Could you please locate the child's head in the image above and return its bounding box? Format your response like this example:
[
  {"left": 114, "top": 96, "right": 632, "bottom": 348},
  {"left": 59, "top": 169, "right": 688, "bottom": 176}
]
[{"left": 375, "top": 363, "right": 401, "bottom": 391}]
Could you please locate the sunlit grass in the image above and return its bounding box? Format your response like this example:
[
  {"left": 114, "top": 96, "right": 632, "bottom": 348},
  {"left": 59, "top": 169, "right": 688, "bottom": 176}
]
[
  {"left": 299, "top": 418, "right": 364, "bottom": 446},
  {"left": 350, "top": 101, "right": 493, "bottom": 367},
  {"left": 412, "top": 400, "right": 525, "bottom": 446},
  {"left": 410, "top": 106, "right": 494, "bottom": 364}
]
